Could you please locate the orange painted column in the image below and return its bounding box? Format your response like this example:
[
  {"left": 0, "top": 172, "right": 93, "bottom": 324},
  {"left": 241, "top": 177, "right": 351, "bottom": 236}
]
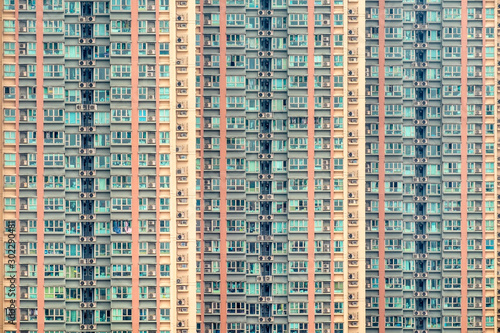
[
  {"left": 218, "top": 1, "right": 228, "bottom": 331},
  {"left": 154, "top": 2, "right": 161, "bottom": 326},
  {"left": 307, "top": 1, "right": 315, "bottom": 331},
  {"left": 35, "top": 1, "right": 45, "bottom": 331},
  {"left": 377, "top": 3, "right": 386, "bottom": 331},
  {"left": 130, "top": 2, "right": 140, "bottom": 332},
  {"left": 460, "top": 0, "right": 468, "bottom": 328},
  {"left": 199, "top": 0, "right": 205, "bottom": 327},
  {"left": 481, "top": 2, "right": 486, "bottom": 328},
  {"left": 329, "top": 0, "right": 335, "bottom": 328},
  {"left": 14, "top": 3, "right": 20, "bottom": 330}
]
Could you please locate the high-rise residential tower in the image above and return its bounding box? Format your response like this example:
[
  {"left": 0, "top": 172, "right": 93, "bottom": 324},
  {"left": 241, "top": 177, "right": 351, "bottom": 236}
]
[
  {"left": 365, "top": 0, "right": 496, "bottom": 331},
  {"left": 202, "top": 0, "right": 365, "bottom": 332},
  {"left": 3, "top": 0, "right": 500, "bottom": 332},
  {"left": 4, "top": 1, "right": 201, "bottom": 332}
]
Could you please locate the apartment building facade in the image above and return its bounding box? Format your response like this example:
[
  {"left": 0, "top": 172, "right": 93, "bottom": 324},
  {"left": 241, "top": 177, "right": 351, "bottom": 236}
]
[
  {"left": 2, "top": 0, "right": 500, "bottom": 332},
  {"left": 2, "top": 0, "right": 201, "bottom": 332},
  {"left": 365, "top": 0, "right": 498, "bottom": 331},
  {"left": 202, "top": 0, "right": 365, "bottom": 332}
]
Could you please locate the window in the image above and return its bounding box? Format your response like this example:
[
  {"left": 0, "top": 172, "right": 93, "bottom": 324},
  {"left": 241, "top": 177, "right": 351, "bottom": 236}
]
[
  {"left": 3, "top": 109, "right": 14, "bottom": 122},
  {"left": 44, "top": 154, "right": 64, "bottom": 166},
  {"left": 4, "top": 42, "right": 15, "bottom": 55},
  {"left": 385, "top": 27, "right": 402, "bottom": 39},
  {"left": 4, "top": 175, "right": 15, "bottom": 189},
  {"left": 4, "top": 198, "right": 15, "bottom": 210},
  {"left": 289, "top": 14, "right": 307, "bottom": 26},
  {"left": 289, "top": 35, "right": 307, "bottom": 47},
  {"left": 289, "top": 220, "right": 308, "bottom": 232},
  {"left": 111, "top": 87, "right": 131, "bottom": 100},
  {"left": 4, "top": 87, "right": 15, "bottom": 99},
  {"left": 44, "top": 198, "right": 64, "bottom": 211},
  {"left": 159, "top": 42, "right": 169, "bottom": 55},
  {"left": 159, "top": 87, "right": 170, "bottom": 99},
  {"left": 111, "top": 132, "right": 132, "bottom": 144},
  {"left": 3, "top": 0, "right": 14, "bottom": 10},
  {"left": 111, "top": 109, "right": 131, "bottom": 122},
  {"left": 3, "top": 20, "right": 15, "bottom": 33},
  {"left": 44, "top": 87, "right": 64, "bottom": 99},
  {"left": 4, "top": 154, "right": 15, "bottom": 166},
  {"left": 111, "top": 65, "right": 131, "bottom": 78},
  {"left": 112, "top": 309, "right": 132, "bottom": 321},
  {"left": 3, "top": 132, "right": 15, "bottom": 144},
  {"left": 43, "top": 0, "right": 63, "bottom": 10},
  {"left": 3, "top": 64, "right": 14, "bottom": 77},
  {"left": 112, "top": 198, "right": 132, "bottom": 211},
  {"left": 45, "top": 309, "right": 64, "bottom": 321},
  {"left": 333, "top": 14, "right": 343, "bottom": 25}
]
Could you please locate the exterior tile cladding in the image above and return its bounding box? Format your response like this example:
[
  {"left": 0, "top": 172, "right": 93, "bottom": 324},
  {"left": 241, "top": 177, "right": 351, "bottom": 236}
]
[{"left": 1, "top": 0, "right": 498, "bottom": 332}]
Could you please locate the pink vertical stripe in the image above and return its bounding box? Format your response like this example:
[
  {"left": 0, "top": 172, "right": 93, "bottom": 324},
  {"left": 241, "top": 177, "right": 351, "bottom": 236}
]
[
  {"left": 460, "top": 0, "right": 468, "bottom": 327},
  {"left": 14, "top": 3, "right": 21, "bottom": 331},
  {"left": 35, "top": 1, "right": 45, "bottom": 331},
  {"left": 155, "top": 2, "right": 161, "bottom": 325},
  {"left": 218, "top": 1, "right": 228, "bottom": 331},
  {"left": 377, "top": 3, "right": 386, "bottom": 331},
  {"left": 199, "top": 0, "right": 205, "bottom": 326},
  {"left": 130, "top": 2, "right": 140, "bottom": 332},
  {"left": 307, "top": 1, "right": 315, "bottom": 331},
  {"left": 329, "top": 0, "right": 335, "bottom": 327},
  {"left": 481, "top": 2, "right": 486, "bottom": 327}
]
